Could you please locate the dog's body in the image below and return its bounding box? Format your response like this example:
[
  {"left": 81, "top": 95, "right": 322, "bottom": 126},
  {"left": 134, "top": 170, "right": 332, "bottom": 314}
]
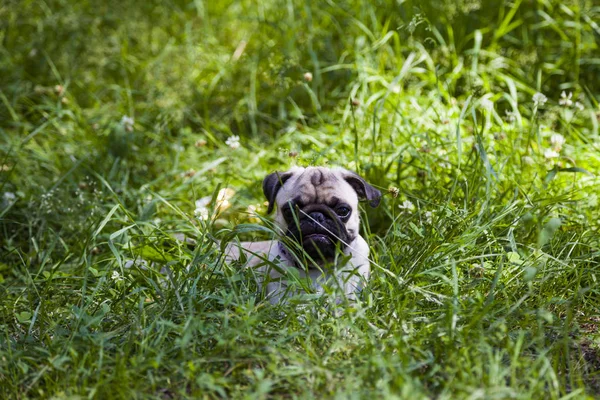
[
  {"left": 226, "top": 236, "right": 371, "bottom": 304},
  {"left": 226, "top": 166, "right": 381, "bottom": 304}
]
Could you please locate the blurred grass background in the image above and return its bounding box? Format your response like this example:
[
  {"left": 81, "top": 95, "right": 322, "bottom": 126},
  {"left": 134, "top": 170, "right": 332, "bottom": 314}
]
[{"left": 1, "top": 0, "right": 600, "bottom": 398}]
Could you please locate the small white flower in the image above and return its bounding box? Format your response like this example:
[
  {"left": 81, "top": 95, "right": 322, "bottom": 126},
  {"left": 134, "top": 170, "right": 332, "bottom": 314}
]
[
  {"left": 399, "top": 200, "right": 415, "bottom": 212},
  {"left": 120, "top": 115, "right": 134, "bottom": 131},
  {"left": 504, "top": 110, "right": 517, "bottom": 122},
  {"left": 124, "top": 259, "right": 149, "bottom": 270},
  {"left": 424, "top": 211, "right": 433, "bottom": 224},
  {"left": 480, "top": 98, "right": 494, "bottom": 111},
  {"left": 550, "top": 133, "right": 565, "bottom": 151},
  {"left": 521, "top": 156, "right": 535, "bottom": 166},
  {"left": 121, "top": 116, "right": 134, "bottom": 126},
  {"left": 194, "top": 196, "right": 211, "bottom": 219},
  {"left": 544, "top": 149, "right": 560, "bottom": 159},
  {"left": 225, "top": 135, "right": 240, "bottom": 149},
  {"left": 575, "top": 101, "right": 584, "bottom": 111},
  {"left": 532, "top": 92, "right": 547, "bottom": 107},
  {"left": 111, "top": 270, "right": 123, "bottom": 282},
  {"left": 389, "top": 83, "right": 401, "bottom": 94},
  {"left": 3, "top": 192, "right": 16, "bottom": 203},
  {"left": 559, "top": 91, "right": 573, "bottom": 107},
  {"left": 194, "top": 206, "right": 210, "bottom": 220},
  {"left": 172, "top": 144, "right": 185, "bottom": 153},
  {"left": 195, "top": 197, "right": 210, "bottom": 209},
  {"left": 303, "top": 72, "right": 313, "bottom": 82}
]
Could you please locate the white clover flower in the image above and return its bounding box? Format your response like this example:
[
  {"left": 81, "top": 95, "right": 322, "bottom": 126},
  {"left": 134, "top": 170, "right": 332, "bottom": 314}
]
[
  {"left": 399, "top": 200, "right": 415, "bottom": 212},
  {"left": 123, "top": 259, "right": 149, "bottom": 269},
  {"left": 389, "top": 83, "right": 401, "bottom": 94},
  {"left": 550, "top": 133, "right": 565, "bottom": 151},
  {"left": 559, "top": 91, "right": 573, "bottom": 107},
  {"left": 439, "top": 161, "right": 451, "bottom": 170},
  {"left": 194, "top": 206, "right": 210, "bottom": 220},
  {"left": 172, "top": 144, "right": 185, "bottom": 153},
  {"left": 120, "top": 115, "right": 134, "bottom": 131},
  {"left": 111, "top": 270, "right": 123, "bottom": 282},
  {"left": 225, "top": 135, "right": 240, "bottom": 149},
  {"left": 195, "top": 197, "right": 209, "bottom": 209},
  {"left": 3, "top": 192, "right": 16, "bottom": 203},
  {"left": 504, "top": 110, "right": 517, "bottom": 122},
  {"left": 532, "top": 92, "right": 547, "bottom": 107},
  {"left": 544, "top": 149, "right": 560, "bottom": 159},
  {"left": 194, "top": 196, "right": 211, "bottom": 220},
  {"left": 424, "top": 211, "right": 433, "bottom": 224}
]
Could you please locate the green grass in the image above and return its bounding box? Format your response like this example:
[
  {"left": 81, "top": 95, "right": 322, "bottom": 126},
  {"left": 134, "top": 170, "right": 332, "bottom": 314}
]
[{"left": 1, "top": 0, "right": 600, "bottom": 398}]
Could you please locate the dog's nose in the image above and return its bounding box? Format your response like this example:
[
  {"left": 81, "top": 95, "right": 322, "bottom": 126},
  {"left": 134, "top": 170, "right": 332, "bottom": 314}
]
[{"left": 309, "top": 211, "right": 326, "bottom": 223}]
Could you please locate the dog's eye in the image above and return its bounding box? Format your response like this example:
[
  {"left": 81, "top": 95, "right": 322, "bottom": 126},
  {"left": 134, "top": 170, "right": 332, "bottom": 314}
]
[{"left": 336, "top": 206, "right": 351, "bottom": 218}]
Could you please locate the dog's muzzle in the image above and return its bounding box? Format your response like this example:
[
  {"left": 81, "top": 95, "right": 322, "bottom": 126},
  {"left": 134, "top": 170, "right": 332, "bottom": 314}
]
[{"left": 284, "top": 205, "right": 350, "bottom": 260}]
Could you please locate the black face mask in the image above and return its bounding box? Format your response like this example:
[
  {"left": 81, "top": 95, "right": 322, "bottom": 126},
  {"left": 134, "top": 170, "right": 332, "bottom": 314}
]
[{"left": 282, "top": 203, "right": 351, "bottom": 261}]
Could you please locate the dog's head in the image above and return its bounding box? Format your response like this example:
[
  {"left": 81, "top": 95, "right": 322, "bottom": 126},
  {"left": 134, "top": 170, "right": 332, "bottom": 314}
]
[{"left": 263, "top": 166, "right": 381, "bottom": 261}]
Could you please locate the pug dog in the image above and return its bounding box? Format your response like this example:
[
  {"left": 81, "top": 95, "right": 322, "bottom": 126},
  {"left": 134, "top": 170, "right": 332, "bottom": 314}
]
[{"left": 226, "top": 166, "right": 381, "bottom": 304}]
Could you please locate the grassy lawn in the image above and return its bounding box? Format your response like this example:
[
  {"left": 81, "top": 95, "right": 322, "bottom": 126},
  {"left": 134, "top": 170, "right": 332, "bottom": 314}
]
[{"left": 1, "top": 0, "right": 600, "bottom": 398}]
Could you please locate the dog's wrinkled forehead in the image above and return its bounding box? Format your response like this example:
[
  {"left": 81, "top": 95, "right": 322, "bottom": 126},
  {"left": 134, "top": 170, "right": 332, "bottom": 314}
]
[
  {"left": 279, "top": 167, "right": 357, "bottom": 205},
  {"left": 288, "top": 168, "right": 354, "bottom": 203},
  {"left": 262, "top": 166, "right": 381, "bottom": 213}
]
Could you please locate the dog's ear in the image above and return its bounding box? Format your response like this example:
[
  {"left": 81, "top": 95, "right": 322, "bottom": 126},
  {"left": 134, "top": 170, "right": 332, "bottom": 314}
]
[
  {"left": 263, "top": 171, "right": 294, "bottom": 213},
  {"left": 343, "top": 171, "right": 382, "bottom": 208}
]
